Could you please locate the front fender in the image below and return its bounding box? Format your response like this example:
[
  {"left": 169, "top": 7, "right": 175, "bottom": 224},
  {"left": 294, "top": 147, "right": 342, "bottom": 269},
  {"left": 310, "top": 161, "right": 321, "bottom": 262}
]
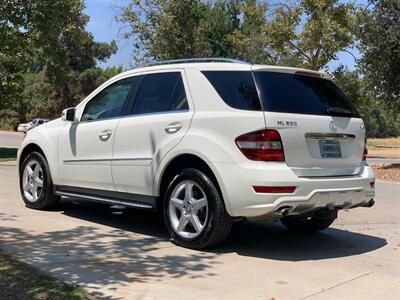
[{"left": 18, "top": 119, "right": 63, "bottom": 184}]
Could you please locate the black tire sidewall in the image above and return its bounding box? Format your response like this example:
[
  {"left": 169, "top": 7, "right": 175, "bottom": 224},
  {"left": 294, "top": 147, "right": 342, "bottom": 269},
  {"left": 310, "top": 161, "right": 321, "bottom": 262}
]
[
  {"left": 163, "top": 168, "right": 219, "bottom": 248},
  {"left": 281, "top": 212, "right": 336, "bottom": 233},
  {"left": 19, "top": 152, "right": 54, "bottom": 209}
]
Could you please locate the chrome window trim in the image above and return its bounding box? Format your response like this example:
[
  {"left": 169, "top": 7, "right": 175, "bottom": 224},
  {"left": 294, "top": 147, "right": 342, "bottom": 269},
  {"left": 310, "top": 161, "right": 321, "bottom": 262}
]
[{"left": 77, "top": 109, "right": 190, "bottom": 124}]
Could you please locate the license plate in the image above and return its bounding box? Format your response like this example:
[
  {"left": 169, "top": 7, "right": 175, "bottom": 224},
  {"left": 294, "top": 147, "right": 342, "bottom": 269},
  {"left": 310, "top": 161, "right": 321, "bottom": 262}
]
[{"left": 319, "top": 140, "right": 341, "bottom": 158}]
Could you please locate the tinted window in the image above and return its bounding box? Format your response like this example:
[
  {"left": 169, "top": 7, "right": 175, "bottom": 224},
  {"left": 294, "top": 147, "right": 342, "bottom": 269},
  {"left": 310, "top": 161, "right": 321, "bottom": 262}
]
[
  {"left": 81, "top": 78, "right": 135, "bottom": 121},
  {"left": 132, "top": 72, "right": 188, "bottom": 115},
  {"left": 202, "top": 71, "right": 261, "bottom": 111},
  {"left": 170, "top": 76, "right": 189, "bottom": 111},
  {"left": 254, "top": 72, "right": 360, "bottom": 117}
]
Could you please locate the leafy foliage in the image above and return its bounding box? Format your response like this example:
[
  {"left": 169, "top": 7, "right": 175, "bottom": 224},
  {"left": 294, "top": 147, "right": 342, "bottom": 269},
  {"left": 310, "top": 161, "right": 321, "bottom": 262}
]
[
  {"left": 0, "top": 0, "right": 118, "bottom": 128},
  {"left": 357, "top": 0, "right": 400, "bottom": 112},
  {"left": 268, "top": 0, "right": 356, "bottom": 70},
  {"left": 118, "top": 0, "right": 274, "bottom": 64},
  {"left": 334, "top": 66, "right": 400, "bottom": 137}
]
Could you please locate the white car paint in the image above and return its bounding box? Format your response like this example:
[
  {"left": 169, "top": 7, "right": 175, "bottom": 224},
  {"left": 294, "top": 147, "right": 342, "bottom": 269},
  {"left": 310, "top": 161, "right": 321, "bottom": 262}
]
[{"left": 18, "top": 61, "right": 375, "bottom": 219}]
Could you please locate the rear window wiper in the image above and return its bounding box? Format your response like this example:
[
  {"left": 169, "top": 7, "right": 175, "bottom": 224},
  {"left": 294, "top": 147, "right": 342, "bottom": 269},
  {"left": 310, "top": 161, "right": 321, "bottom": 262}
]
[{"left": 326, "top": 107, "right": 353, "bottom": 116}]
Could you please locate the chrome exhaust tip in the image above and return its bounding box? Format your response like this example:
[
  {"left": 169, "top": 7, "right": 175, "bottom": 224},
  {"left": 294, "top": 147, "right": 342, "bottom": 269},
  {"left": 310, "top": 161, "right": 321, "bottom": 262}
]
[{"left": 281, "top": 208, "right": 290, "bottom": 217}]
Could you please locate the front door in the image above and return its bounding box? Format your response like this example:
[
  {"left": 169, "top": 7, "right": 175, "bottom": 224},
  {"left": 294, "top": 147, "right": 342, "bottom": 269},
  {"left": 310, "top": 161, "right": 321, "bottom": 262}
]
[{"left": 58, "top": 77, "right": 137, "bottom": 190}]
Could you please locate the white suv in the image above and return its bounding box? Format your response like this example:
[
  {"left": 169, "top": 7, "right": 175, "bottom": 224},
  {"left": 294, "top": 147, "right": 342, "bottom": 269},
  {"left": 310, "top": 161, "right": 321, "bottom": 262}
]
[{"left": 18, "top": 58, "right": 375, "bottom": 249}]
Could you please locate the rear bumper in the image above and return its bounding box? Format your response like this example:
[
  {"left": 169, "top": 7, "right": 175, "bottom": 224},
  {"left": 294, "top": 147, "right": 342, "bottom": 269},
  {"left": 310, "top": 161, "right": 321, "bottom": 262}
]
[{"left": 214, "top": 161, "right": 375, "bottom": 219}]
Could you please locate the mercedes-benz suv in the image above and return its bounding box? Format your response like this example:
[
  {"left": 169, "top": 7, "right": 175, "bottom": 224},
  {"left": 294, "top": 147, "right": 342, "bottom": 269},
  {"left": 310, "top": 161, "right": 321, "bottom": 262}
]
[{"left": 18, "top": 58, "right": 375, "bottom": 249}]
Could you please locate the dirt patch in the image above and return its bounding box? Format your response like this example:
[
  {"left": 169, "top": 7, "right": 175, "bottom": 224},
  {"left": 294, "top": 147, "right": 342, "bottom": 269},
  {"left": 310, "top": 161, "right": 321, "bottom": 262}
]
[
  {"left": 372, "top": 164, "right": 400, "bottom": 182},
  {"left": 368, "top": 148, "right": 400, "bottom": 159},
  {"left": 368, "top": 137, "right": 400, "bottom": 159}
]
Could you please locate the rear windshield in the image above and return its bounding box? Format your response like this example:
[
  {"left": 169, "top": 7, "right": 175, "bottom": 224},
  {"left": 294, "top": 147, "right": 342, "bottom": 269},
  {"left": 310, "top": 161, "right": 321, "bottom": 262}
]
[
  {"left": 202, "top": 71, "right": 359, "bottom": 117},
  {"left": 254, "top": 72, "right": 360, "bottom": 117}
]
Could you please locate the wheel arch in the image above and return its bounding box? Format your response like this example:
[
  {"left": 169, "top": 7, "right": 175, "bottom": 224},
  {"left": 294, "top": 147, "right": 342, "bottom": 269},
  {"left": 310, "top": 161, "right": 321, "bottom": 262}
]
[
  {"left": 18, "top": 143, "right": 47, "bottom": 171},
  {"left": 18, "top": 141, "right": 60, "bottom": 184},
  {"left": 156, "top": 153, "right": 230, "bottom": 213}
]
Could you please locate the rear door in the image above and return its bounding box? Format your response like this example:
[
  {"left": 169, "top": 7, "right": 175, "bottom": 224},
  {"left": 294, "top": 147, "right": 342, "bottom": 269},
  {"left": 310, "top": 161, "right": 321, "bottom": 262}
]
[
  {"left": 112, "top": 70, "right": 193, "bottom": 196},
  {"left": 253, "top": 68, "right": 365, "bottom": 177}
]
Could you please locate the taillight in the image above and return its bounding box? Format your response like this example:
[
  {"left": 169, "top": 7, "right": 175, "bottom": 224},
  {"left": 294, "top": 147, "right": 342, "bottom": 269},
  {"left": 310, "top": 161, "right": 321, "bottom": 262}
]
[
  {"left": 363, "top": 138, "right": 368, "bottom": 161},
  {"left": 235, "top": 129, "right": 285, "bottom": 161}
]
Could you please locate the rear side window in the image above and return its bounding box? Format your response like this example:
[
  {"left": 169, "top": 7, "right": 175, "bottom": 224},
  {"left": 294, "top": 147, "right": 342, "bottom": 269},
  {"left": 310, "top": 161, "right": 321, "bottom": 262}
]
[
  {"left": 202, "top": 71, "right": 261, "bottom": 111},
  {"left": 132, "top": 72, "right": 188, "bottom": 115},
  {"left": 254, "top": 72, "right": 360, "bottom": 117}
]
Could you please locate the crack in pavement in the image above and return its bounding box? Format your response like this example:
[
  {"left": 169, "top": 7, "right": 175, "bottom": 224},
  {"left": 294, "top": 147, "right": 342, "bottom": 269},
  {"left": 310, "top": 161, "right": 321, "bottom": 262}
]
[{"left": 299, "top": 272, "right": 374, "bottom": 300}]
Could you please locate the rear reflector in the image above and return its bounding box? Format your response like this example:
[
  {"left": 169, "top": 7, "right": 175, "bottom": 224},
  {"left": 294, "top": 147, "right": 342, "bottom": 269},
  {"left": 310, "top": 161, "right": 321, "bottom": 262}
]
[
  {"left": 236, "top": 129, "right": 285, "bottom": 161},
  {"left": 370, "top": 181, "right": 375, "bottom": 188},
  {"left": 253, "top": 186, "right": 296, "bottom": 193},
  {"left": 363, "top": 138, "right": 368, "bottom": 161}
]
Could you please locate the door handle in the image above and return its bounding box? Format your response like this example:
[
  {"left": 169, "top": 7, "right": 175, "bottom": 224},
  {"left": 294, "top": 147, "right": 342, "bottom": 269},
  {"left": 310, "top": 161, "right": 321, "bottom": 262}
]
[
  {"left": 165, "top": 122, "right": 183, "bottom": 134},
  {"left": 99, "top": 129, "right": 112, "bottom": 141}
]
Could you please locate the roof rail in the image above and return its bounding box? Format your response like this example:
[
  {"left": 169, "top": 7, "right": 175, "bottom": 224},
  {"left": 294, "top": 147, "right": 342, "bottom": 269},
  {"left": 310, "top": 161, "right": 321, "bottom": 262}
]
[{"left": 146, "top": 57, "right": 249, "bottom": 67}]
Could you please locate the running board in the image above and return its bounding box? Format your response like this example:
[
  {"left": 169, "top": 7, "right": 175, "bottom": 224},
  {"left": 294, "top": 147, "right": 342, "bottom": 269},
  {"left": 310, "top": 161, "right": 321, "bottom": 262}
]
[{"left": 55, "top": 191, "right": 154, "bottom": 210}]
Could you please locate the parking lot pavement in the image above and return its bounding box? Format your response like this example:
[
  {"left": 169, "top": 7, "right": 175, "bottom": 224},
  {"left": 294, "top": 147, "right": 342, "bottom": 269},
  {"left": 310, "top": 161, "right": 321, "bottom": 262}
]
[
  {"left": 0, "top": 131, "right": 24, "bottom": 148},
  {"left": 0, "top": 164, "right": 399, "bottom": 300}
]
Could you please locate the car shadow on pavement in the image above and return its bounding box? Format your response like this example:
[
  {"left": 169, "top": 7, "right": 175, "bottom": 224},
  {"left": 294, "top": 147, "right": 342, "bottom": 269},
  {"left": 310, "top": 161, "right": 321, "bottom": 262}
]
[
  {"left": 0, "top": 199, "right": 387, "bottom": 299},
  {"left": 216, "top": 220, "right": 387, "bottom": 261},
  {"left": 60, "top": 199, "right": 387, "bottom": 262}
]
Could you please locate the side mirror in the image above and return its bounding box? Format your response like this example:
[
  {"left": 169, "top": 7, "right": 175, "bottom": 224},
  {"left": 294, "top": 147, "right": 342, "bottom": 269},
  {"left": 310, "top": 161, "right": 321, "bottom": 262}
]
[{"left": 62, "top": 107, "right": 76, "bottom": 122}]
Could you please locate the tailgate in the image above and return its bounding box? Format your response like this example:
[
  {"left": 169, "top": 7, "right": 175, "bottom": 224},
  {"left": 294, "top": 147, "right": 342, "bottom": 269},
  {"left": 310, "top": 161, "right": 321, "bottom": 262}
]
[
  {"left": 252, "top": 68, "right": 366, "bottom": 177},
  {"left": 264, "top": 112, "right": 365, "bottom": 177}
]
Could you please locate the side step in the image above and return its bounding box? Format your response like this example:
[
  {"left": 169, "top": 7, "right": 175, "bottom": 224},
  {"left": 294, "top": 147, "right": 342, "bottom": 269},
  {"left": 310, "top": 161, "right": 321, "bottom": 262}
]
[{"left": 55, "top": 191, "right": 154, "bottom": 210}]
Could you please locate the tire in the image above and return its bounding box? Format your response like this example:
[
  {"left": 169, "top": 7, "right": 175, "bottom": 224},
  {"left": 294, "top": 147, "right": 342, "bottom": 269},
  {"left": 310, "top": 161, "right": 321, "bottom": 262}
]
[
  {"left": 19, "top": 151, "right": 60, "bottom": 210},
  {"left": 163, "top": 168, "right": 232, "bottom": 249},
  {"left": 281, "top": 211, "right": 337, "bottom": 233}
]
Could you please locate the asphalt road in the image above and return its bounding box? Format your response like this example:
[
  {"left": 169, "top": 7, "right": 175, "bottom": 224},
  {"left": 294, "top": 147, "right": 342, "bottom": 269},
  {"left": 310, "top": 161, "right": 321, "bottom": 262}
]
[
  {"left": 0, "top": 131, "right": 24, "bottom": 148},
  {"left": 0, "top": 163, "right": 399, "bottom": 299}
]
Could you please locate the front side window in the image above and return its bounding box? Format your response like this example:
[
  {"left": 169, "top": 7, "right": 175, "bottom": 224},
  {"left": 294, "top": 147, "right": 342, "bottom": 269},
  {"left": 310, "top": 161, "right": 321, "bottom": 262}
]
[
  {"left": 81, "top": 78, "right": 135, "bottom": 122},
  {"left": 132, "top": 72, "right": 188, "bottom": 115}
]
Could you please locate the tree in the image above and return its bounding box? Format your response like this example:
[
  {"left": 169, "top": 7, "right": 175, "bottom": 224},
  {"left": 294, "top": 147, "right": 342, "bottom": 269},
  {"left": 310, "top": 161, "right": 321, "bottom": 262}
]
[
  {"left": 0, "top": 0, "right": 85, "bottom": 110},
  {"left": 118, "top": 0, "right": 210, "bottom": 62},
  {"left": 268, "top": 0, "right": 356, "bottom": 70},
  {"left": 0, "top": 0, "right": 118, "bottom": 128},
  {"left": 357, "top": 0, "right": 400, "bottom": 112},
  {"left": 118, "top": 0, "right": 275, "bottom": 64},
  {"left": 333, "top": 66, "right": 400, "bottom": 137},
  {"left": 227, "top": 0, "right": 273, "bottom": 63}
]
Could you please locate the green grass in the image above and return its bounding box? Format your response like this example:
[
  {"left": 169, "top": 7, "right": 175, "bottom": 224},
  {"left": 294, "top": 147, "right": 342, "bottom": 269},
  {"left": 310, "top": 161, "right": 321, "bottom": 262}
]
[
  {"left": 0, "top": 253, "right": 92, "bottom": 300},
  {"left": 367, "top": 141, "right": 378, "bottom": 148},
  {"left": 0, "top": 148, "right": 17, "bottom": 161}
]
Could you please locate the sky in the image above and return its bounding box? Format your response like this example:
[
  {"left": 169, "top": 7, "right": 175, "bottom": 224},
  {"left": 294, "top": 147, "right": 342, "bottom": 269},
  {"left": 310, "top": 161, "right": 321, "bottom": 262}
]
[{"left": 84, "top": 0, "right": 367, "bottom": 71}]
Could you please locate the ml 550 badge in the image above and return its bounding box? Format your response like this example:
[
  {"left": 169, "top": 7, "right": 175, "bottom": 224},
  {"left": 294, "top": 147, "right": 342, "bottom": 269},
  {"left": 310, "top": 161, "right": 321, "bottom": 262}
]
[{"left": 276, "top": 120, "right": 298, "bottom": 127}]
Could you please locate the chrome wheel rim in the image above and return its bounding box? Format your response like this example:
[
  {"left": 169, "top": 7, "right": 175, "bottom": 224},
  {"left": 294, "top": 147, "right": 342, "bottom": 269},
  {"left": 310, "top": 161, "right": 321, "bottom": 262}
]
[
  {"left": 22, "top": 159, "right": 44, "bottom": 203},
  {"left": 168, "top": 180, "right": 209, "bottom": 239}
]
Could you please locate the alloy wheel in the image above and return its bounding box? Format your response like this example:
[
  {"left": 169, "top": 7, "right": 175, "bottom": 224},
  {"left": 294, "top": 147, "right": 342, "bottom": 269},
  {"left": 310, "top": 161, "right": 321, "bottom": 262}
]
[
  {"left": 22, "top": 159, "right": 44, "bottom": 203},
  {"left": 168, "top": 180, "right": 209, "bottom": 239}
]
